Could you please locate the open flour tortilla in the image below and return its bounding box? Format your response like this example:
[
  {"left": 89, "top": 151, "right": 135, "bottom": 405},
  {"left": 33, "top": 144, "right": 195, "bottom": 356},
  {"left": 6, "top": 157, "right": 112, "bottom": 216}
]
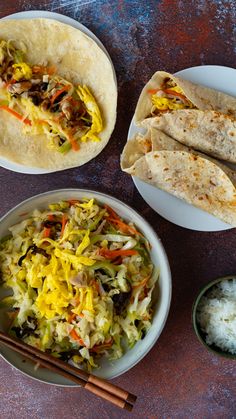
[
  {"left": 134, "top": 70, "right": 236, "bottom": 123},
  {"left": 0, "top": 19, "right": 117, "bottom": 170},
  {"left": 121, "top": 128, "right": 236, "bottom": 226},
  {"left": 142, "top": 110, "right": 236, "bottom": 163}
]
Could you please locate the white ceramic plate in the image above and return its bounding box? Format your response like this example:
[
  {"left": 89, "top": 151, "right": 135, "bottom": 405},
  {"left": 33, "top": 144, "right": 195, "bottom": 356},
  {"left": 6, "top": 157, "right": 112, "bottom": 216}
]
[
  {"left": 0, "top": 10, "right": 117, "bottom": 174},
  {"left": 128, "top": 65, "right": 236, "bottom": 231},
  {"left": 0, "top": 189, "right": 171, "bottom": 385}
]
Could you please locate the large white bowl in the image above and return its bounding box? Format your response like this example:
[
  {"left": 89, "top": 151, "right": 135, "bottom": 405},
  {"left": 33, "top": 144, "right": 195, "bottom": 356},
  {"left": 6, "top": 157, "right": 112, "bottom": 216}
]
[{"left": 0, "top": 189, "right": 171, "bottom": 385}]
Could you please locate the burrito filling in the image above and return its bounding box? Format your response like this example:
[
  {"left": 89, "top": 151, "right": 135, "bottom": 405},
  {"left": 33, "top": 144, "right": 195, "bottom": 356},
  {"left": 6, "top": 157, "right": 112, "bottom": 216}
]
[
  {"left": 0, "top": 40, "right": 103, "bottom": 153},
  {"left": 148, "top": 78, "right": 196, "bottom": 115}
]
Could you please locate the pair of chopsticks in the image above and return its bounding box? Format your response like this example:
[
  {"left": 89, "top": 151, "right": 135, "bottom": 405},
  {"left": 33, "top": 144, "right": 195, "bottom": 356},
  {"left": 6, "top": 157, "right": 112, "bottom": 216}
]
[{"left": 0, "top": 331, "right": 136, "bottom": 411}]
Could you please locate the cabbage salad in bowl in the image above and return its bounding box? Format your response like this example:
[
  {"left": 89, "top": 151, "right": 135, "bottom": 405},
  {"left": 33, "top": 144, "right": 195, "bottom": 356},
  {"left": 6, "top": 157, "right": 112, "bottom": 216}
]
[{"left": 0, "top": 198, "right": 158, "bottom": 371}]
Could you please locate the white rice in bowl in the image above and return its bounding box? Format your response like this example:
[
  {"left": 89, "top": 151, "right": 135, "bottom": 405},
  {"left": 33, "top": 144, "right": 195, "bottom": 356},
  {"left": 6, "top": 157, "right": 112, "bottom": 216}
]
[{"left": 197, "top": 278, "right": 236, "bottom": 355}]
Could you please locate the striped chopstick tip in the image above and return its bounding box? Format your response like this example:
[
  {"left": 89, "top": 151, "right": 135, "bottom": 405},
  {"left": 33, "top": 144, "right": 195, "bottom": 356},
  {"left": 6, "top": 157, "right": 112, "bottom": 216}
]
[
  {"left": 124, "top": 402, "right": 133, "bottom": 412},
  {"left": 126, "top": 393, "right": 137, "bottom": 404},
  {"left": 0, "top": 331, "right": 137, "bottom": 411}
]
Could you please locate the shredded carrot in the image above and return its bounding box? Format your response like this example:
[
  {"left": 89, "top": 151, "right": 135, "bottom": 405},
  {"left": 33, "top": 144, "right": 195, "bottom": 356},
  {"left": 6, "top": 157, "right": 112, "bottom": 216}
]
[
  {"left": 132, "top": 275, "right": 150, "bottom": 289},
  {"left": 71, "top": 141, "right": 80, "bottom": 151},
  {"left": 50, "top": 85, "right": 70, "bottom": 105},
  {"left": 32, "top": 65, "right": 57, "bottom": 75},
  {"left": 62, "top": 95, "right": 79, "bottom": 107},
  {"left": 67, "top": 199, "right": 80, "bottom": 206},
  {"left": 99, "top": 248, "right": 138, "bottom": 259},
  {"left": 70, "top": 330, "right": 78, "bottom": 340},
  {"left": 67, "top": 133, "right": 79, "bottom": 151},
  {"left": 0, "top": 105, "right": 31, "bottom": 125},
  {"left": 104, "top": 204, "right": 120, "bottom": 221},
  {"left": 148, "top": 88, "right": 160, "bottom": 95},
  {"left": 37, "top": 119, "right": 48, "bottom": 125},
  {"left": 106, "top": 216, "right": 141, "bottom": 236},
  {"left": 68, "top": 313, "right": 77, "bottom": 323},
  {"left": 47, "top": 66, "right": 57, "bottom": 75},
  {"left": 42, "top": 215, "right": 54, "bottom": 239},
  {"left": 60, "top": 214, "right": 68, "bottom": 238},
  {"left": 69, "top": 329, "right": 85, "bottom": 346},
  {"left": 91, "top": 280, "right": 100, "bottom": 294},
  {"left": 5, "top": 79, "right": 16, "bottom": 88},
  {"left": 148, "top": 88, "right": 188, "bottom": 102},
  {"left": 164, "top": 88, "right": 188, "bottom": 101},
  {"left": 105, "top": 205, "right": 142, "bottom": 236},
  {"left": 42, "top": 227, "right": 51, "bottom": 238}
]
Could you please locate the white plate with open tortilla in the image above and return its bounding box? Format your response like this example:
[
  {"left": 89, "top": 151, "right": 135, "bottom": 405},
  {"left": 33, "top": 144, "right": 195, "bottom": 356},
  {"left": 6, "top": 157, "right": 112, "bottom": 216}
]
[
  {"left": 0, "top": 11, "right": 117, "bottom": 174},
  {"left": 127, "top": 65, "right": 236, "bottom": 232}
]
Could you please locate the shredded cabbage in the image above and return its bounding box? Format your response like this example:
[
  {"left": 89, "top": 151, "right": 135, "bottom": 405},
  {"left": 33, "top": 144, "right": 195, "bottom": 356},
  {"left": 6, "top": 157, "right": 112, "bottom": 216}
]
[{"left": 0, "top": 198, "right": 159, "bottom": 370}]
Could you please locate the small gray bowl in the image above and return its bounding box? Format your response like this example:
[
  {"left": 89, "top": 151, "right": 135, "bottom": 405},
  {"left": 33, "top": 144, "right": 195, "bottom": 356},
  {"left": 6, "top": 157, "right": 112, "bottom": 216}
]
[{"left": 192, "top": 275, "right": 236, "bottom": 360}]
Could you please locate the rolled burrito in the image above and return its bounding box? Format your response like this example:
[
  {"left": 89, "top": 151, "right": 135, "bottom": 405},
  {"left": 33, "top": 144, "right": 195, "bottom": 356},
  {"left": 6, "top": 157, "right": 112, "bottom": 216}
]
[
  {"left": 135, "top": 70, "right": 236, "bottom": 123},
  {"left": 121, "top": 127, "right": 236, "bottom": 227},
  {"left": 142, "top": 110, "right": 236, "bottom": 163}
]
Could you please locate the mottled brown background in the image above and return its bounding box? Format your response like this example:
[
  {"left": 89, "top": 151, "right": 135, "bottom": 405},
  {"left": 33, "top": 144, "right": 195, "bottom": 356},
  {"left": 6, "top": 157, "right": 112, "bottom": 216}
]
[{"left": 0, "top": 1, "right": 236, "bottom": 418}]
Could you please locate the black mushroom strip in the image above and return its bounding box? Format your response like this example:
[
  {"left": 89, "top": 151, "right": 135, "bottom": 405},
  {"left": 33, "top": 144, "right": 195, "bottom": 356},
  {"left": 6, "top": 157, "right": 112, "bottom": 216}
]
[
  {"left": 42, "top": 219, "right": 62, "bottom": 229},
  {"left": 18, "top": 245, "right": 50, "bottom": 266},
  {"left": 112, "top": 289, "right": 132, "bottom": 315},
  {"left": 11, "top": 317, "right": 38, "bottom": 339}
]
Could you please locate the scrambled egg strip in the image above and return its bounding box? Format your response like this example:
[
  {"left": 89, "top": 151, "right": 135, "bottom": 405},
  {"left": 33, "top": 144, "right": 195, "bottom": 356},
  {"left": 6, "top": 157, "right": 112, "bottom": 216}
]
[{"left": 151, "top": 85, "right": 195, "bottom": 112}]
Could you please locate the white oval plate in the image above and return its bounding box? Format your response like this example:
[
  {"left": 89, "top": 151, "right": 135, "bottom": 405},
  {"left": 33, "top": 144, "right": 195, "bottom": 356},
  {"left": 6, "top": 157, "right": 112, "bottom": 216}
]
[
  {"left": 0, "top": 189, "right": 171, "bottom": 385},
  {"left": 128, "top": 65, "right": 236, "bottom": 231},
  {"left": 0, "top": 10, "right": 117, "bottom": 174}
]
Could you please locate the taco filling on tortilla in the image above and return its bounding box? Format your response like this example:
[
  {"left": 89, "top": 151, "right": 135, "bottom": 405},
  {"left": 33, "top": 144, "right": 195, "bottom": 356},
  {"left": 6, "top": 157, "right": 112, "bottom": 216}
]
[{"left": 0, "top": 39, "right": 102, "bottom": 154}]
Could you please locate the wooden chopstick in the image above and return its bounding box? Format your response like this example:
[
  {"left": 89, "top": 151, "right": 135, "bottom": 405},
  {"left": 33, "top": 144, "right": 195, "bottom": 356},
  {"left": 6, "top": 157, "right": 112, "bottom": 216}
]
[{"left": 0, "top": 331, "right": 136, "bottom": 411}]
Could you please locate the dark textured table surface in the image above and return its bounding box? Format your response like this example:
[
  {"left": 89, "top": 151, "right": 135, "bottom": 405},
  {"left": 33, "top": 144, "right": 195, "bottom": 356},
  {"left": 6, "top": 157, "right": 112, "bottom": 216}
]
[{"left": 0, "top": 1, "right": 236, "bottom": 418}]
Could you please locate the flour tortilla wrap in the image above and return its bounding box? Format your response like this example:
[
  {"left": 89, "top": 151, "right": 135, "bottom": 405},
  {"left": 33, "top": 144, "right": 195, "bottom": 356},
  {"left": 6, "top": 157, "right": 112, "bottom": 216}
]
[
  {"left": 0, "top": 19, "right": 117, "bottom": 170},
  {"left": 135, "top": 70, "right": 236, "bottom": 123},
  {"left": 143, "top": 110, "right": 236, "bottom": 163},
  {"left": 121, "top": 128, "right": 236, "bottom": 226}
]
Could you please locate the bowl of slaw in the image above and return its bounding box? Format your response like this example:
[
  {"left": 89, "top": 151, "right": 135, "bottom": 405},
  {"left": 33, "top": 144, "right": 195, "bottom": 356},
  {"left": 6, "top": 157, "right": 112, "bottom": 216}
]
[{"left": 0, "top": 189, "right": 171, "bottom": 385}]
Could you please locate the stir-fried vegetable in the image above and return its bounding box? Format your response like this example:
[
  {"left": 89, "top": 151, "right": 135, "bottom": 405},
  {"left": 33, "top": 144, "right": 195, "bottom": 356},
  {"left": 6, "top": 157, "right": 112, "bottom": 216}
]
[
  {"left": 0, "top": 199, "right": 158, "bottom": 371},
  {"left": 0, "top": 39, "right": 103, "bottom": 154},
  {"left": 0, "top": 104, "right": 32, "bottom": 125},
  {"left": 149, "top": 78, "right": 195, "bottom": 114}
]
